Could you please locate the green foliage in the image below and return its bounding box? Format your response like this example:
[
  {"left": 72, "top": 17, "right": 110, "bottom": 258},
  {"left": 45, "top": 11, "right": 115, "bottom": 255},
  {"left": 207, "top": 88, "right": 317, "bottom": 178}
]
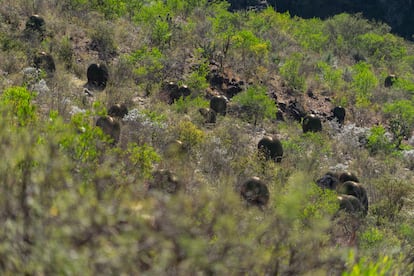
[
  {"left": 360, "top": 228, "right": 386, "bottom": 249},
  {"left": 356, "top": 33, "right": 406, "bottom": 65},
  {"left": 344, "top": 255, "right": 394, "bottom": 276},
  {"left": 351, "top": 62, "right": 378, "bottom": 108},
  {"left": 232, "top": 30, "right": 270, "bottom": 63},
  {"left": 366, "top": 125, "right": 394, "bottom": 155},
  {"left": 232, "top": 85, "right": 277, "bottom": 125},
  {"left": 246, "top": 7, "right": 277, "bottom": 35},
  {"left": 231, "top": 29, "right": 270, "bottom": 80},
  {"left": 176, "top": 120, "right": 205, "bottom": 149},
  {"left": 371, "top": 177, "right": 409, "bottom": 224},
  {"left": 127, "top": 46, "right": 165, "bottom": 85},
  {"left": 89, "top": 21, "right": 117, "bottom": 59},
  {"left": 393, "top": 77, "right": 414, "bottom": 93},
  {"left": 186, "top": 48, "right": 210, "bottom": 92},
  {"left": 141, "top": 109, "right": 167, "bottom": 125},
  {"left": 316, "top": 61, "right": 344, "bottom": 92},
  {"left": 208, "top": 2, "right": 238, "bottom": 55},
  {"left": 292, "top": 17, "right": 328, "bottom": 52},
  {"left": 173, "top": 96, "right": 209, "bottom": 114},
  {"left": 151, "top": 18, "right": 172, "bottom": 48},
  {"left": 279, "top": 53, "right": 306, "bottom": 91},
  {"left": 133, "top": 1, "right": 171, "bottom": 25},
  {"left": 283, "top": 131, "right": 332, "bottom": 172},
  {"left": 0, "top": 33, "right": 23, "bottom": 51},
  {"left": 0, "top": 86, "right": 36, "bottom": 126},
  {"left": 60, "top": 111, "right": 107, "bottom": 163},
  {"left": 324, "top": 13, "right": 390, "bottom": 56},
  {"left": 126, "top": 143, "right": 161, "bottom": 179},
  {"left": 301, "top": 185, "right": 338, "bottom": 222},
  {"left": 90, "top": 0, "right": 127, "bottom": 19},
  {"left": 2, "top": 1, "right": 414, "bottom": 274},
  {"left": 383, "top": 100, "right": 414, "bottom": 148},
  {"left": 165, "top": 0, "right": 207, "bottom": 16},
  {"left": 57, "top": 36, "right": 74, "bottom": 69}
]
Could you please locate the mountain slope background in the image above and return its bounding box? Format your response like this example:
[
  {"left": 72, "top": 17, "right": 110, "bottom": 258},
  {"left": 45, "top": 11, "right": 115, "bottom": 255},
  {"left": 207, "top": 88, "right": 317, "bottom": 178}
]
[
  {"left": 1, "top": 0, "right": 414, "bottom": 274},
  {"left": 229, "top": 0, "right": 414, "bottom": 40}
]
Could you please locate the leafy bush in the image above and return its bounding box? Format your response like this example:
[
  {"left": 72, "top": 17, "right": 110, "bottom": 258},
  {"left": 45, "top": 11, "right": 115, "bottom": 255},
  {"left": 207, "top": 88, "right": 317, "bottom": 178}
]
[
  {"left": 176, "top": 120, "right": 205, "bottom": 150},
  {"left": 279, "top": 53, "right": 306, "bottom": 91},
  {"left": 344, "top": 254, "right": 395, "bottom": 276},
  {"left": 292, "top": 17, "right": 328, "bottom": 53},
  {"left": 125, "top": 143, "right": 161, "bottom": 179},
  {"left": 207, "top": 2, "right": 238, "bottom": 59},
  {"left": 366, "top": 125, "right": 394, "bottom": 154},
  {"left": 186, "top": 48, "right": 210, "bottom": 92},
  {"left": 57, "top": 36, "right": 74, "bottom": 69},
  {"left": 351, "top": 62, "right": 378, "bottom": 108},
  {"left": 356, "top": 33, "right": 406, "bottom": 66},
  {"left": 89, "top": 21, "right": 117, "bottom": 60},
  {"left": 173, "top": 95, "right": 208, "bottom": 114},
  {"left": 151, "top": 18, "right": 172, "bottom": 48},
  {"left": 315, "top": 61, "right": 344, "bottom": 93},
  {"left": 393, "top": 77, "right": 414, "bottom": 93},
  {"left": 383, "top": 100, "right": 414, "bottom": 148},
  {"left": 126, "top": 46, "right": 165, "bottom": 92},
  {"left": 0, "top": 86, "right": 36, "bottom": 126},
  {"left": 370, "top": 177, "right": 410, "bottom": 224},
  {"left": 231, "top": 30, "right": 270, "bottom": 79},
  {"left": 324, "top": 13, "right": 390, "bottom": 57},
  {"left": 232, "top": 85, "right": 277, "bottom": 126}
]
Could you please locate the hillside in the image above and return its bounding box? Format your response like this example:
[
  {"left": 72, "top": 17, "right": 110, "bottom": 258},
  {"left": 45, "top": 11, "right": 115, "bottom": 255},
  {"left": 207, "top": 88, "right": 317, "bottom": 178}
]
[
  {"left": 1, "top": 1, "right": 414, "bottom": 274},
  {"left": 228, "top": 0, "right": 414, "bottom": 41}
]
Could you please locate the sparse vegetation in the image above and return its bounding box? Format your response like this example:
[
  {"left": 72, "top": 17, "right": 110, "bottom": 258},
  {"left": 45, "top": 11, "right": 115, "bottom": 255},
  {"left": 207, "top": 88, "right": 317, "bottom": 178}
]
[{"left": 1, "top": 1, "right": 414, "bottom": 274}]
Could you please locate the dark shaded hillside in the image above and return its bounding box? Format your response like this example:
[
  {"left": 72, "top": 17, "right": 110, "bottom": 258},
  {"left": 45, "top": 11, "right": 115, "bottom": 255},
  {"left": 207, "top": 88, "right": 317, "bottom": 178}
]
[{"left": 228, "top": 0, "right": 414, "bottom": 40}]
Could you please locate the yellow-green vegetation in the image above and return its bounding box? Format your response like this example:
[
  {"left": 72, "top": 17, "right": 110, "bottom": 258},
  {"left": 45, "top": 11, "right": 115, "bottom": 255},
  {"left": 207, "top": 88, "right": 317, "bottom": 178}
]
[{"left": 1, "top": 0, "right": 414, "bottom": 274}]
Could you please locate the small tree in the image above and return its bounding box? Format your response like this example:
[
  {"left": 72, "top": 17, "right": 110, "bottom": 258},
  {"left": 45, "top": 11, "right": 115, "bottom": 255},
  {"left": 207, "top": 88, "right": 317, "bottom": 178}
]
[
  {"left": 351, "top": 62, "right": 378, "bottom": 108},
  {"left": 383, "top": 100, "right": 414, "bottom": 149},
  {"left": 0, "top": 86, "right": 37, "bottom": 126},
  {"left": 231, "top": 30, "right": 270, "bottom": 81},
  {"left": 366, "top": 125, "right": 394, "bottom": 155},
  {"left": 232, "top": 85, "right": 277, "bottom": 126},
  {"left": 279, "top": 53, "right": 306, "bottom": 91}
]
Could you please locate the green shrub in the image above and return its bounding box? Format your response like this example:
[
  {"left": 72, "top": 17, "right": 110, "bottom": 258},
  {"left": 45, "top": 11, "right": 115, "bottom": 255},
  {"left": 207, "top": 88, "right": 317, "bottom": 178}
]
[
  {"left": 208, "top": 2, "right": 238, "bottom": 58},
  {"left": 125, "top": 143, "right": 161, "bottom": 179},
  {"left": 127, "top": 46, "right": 165, "bottom": 91},
  {"left": 57, "top": 36, "right": 74, "bottom": 69},
  {"left": 231, "top": 30, "right": 270, "bottom": 79},
  {"left": 186, "top": 48, "right": 210, "bottom": 92},
  {"left": 133, "top": 1, "right": 171, "bottom": 25},
  {"left": 151, "top": 18, "right": 172, "bottom": 48},
  {"left": 315, "top": 61, "right": 344, "bottom": 93},
  {"left": 279, "top": 53, "right": 306, "bottom": 91},
  {"left": 292, "top": 17, "right": 328, "bottom": 53},
  {"left": 360, "top": 228, "right": 386, "bottom": 249},
  {"left": 176, "top": 120, "right": 205, "bottom": 150},
  {"left": 344, "top": 254, "right": 394, "bottom": 276},
  {"left": 351, "top": 62, "right": 378, "bottom": 108},
  {"left": 371, "top": 177, "right": 410, "bottom": 224},
  {"left": 0, "top": 86, "right": 37, "bottom": 126},
  {"left": 90, "top": 21, "right": 117, "bottom": 59},
  {"left": 356, "top": 33, "right": 406, "bottom": 66},
  {"left": 324, "top": 13, "right": 391, "bottom": 57},
  {"left": 366, "top": 125, "right": 394, "bottom": 154},
  {"left": 173, "top": 96, "right": 209, "bottom": 114},
  {"left": 383, "top": 100, "right": 414, "bottom": 148},
  {"left": 60, "top": 111, "right": 107, "bottom": 163},
  {"left": 393, "top": 77, "right": 414, "bottom": 93},
  {"left": 0, "top": 33, "right": 23, "bottom": 51},
  {"left": 232, "top": 85, "right": 277, "bottom": 126}
]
